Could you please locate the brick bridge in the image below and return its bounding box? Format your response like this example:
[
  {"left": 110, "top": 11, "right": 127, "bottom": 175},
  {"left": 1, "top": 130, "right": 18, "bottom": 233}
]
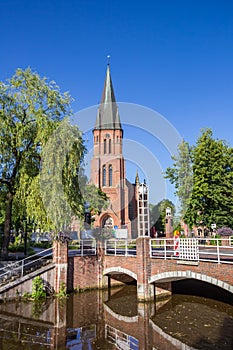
[
  {"left": 63, "top": 236, "right": 233, "bottom": 301},
  {"left": 1, "top": 236, "right": 233, "bottom": 301}
]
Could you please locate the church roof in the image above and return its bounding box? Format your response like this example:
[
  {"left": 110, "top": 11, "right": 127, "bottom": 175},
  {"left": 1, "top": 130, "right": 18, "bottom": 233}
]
[{"left": 94, "top": 64, "right": 122, "bottom": 130}]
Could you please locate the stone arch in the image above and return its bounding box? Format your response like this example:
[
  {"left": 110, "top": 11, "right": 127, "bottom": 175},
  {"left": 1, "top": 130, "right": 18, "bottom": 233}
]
[
  {"left": 149, "top": 271, "right": 233, "bottom": 294},
  {"left": 103, "top": 266, "right": 137, "bottom": 281}
]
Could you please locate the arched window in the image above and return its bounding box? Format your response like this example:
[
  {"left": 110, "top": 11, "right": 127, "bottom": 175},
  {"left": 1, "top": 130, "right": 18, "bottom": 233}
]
[
  {"left": 104, "top": 139, "right": 107, "bottom": 154},
  {"left": 102, "top": 165, "right": 106, "bottom": 187},
  {"left": 109, "top": 165, "right": 112, "bottom": 186},
  {"left": 109, "top": 139, "right": 112, "bottom": 153}
]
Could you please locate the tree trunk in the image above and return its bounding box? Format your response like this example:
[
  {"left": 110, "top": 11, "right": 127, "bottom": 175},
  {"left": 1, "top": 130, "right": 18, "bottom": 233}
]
[{"left": 1, "top": 192, "right": 13, "bottom": 258}]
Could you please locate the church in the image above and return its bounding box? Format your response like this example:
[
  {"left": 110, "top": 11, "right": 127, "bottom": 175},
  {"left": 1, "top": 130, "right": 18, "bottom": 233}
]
[{"left": 90, "top": 64, "right": 139, "bottom": 238}]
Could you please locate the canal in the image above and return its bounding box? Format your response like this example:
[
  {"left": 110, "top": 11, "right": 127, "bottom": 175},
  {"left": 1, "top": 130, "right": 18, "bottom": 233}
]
[{"left": 0, "top": 285, "right": 232, "bottom": 349}]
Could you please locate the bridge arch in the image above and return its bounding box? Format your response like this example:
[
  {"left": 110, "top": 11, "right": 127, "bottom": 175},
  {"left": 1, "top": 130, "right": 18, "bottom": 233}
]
[
  {"left": 103, "top": 266, "right": 137, "bottom": 281},
  {"left": 149, "top": 270, "right": 233, "bottom": 294},
  {"left": 104, "top": 304, "right": 138, "bottom": 323}
]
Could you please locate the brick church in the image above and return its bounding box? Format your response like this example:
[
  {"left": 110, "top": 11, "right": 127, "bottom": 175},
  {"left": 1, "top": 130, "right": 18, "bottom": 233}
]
[{"left": 90, "top": 64, "right": 139, "bottom": 238}]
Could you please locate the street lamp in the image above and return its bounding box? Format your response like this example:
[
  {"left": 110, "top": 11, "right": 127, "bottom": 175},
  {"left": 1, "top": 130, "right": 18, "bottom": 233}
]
[
  {"left": 23, "top": 219, "right": 27, "bottom": 256},
  {"left": 84, "top": 202, "right": 91, "bottom": 230}
]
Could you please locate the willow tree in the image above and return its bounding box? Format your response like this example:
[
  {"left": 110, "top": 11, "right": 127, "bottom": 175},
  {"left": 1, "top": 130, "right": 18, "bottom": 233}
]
[{"left": 0, "top": 68, "right": 73, "bottom": 257}]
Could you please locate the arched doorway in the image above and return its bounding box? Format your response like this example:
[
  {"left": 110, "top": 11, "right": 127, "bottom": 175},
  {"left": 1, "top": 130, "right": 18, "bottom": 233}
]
[{"left": 102, "top": 215, "right": 114, "bottom": 229}]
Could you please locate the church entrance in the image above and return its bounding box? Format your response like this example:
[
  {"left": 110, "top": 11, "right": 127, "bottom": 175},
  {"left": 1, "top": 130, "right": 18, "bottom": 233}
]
[{"left": 102, "top": 216, "right": 114, "bottom": 229}]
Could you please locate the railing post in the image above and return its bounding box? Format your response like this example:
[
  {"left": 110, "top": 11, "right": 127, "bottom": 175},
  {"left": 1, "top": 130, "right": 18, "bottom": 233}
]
[
  {"left": 81, "top": 240, "right": 83, "bottom": 256},
  {"left": 164, "top": 239, "right": 167, "bottom": 260},
  {"left": 21, "top": 259, "right": 24, "bottom": 277},
  {"left": 217, "top": 239, "right": 220, "bottom": 263}
]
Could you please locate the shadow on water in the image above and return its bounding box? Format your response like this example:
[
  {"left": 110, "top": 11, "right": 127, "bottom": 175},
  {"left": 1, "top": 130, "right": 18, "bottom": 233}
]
[
  {"left": 152, "top": 294, "right": 233, "bottom": 350},
  {"left": 172, "top": 278, "right": 233, "bottom": 305}
]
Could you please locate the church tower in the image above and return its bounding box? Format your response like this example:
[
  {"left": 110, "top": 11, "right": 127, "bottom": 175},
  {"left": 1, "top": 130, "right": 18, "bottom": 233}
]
[{"left": 90, "top": 65, "right": 137, "bottom": 237}]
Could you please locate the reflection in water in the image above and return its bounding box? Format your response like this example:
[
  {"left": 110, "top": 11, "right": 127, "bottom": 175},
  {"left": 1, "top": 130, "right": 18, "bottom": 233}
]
[
  {"left": 66, "top": 325, "right": 96, "bottom": 349},
  {"left": 0, "top": 286, "right": 232, "bottom": 349}
]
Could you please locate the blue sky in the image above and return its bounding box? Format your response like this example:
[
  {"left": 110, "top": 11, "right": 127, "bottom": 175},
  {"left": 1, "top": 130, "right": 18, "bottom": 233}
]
[{"left": 1, "top": 0, "right": 233, "bottom": 205}]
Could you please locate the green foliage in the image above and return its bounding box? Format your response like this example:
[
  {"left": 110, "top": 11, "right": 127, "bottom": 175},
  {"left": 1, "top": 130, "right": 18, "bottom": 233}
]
[
  {"left": 0, "top": 68, "right": 73, "bottom": 256},
  {"left": 185, "top": 129, "right": 233, "bottom": 229},
  {"left": 165, "top": 139, "right": 193, "bottom": 219},
  {"left": 0, "top": 69, "right": 109, "bottom": 256},
  {"left": 31, "top": 241, "right": 52, "bottom": 249},
  {"left": 56, "top": 282, "right": 68, "bottom": 298},
  {"left": 31, "top": 276, "right": 46, "bottom": 300},
  {"left": 150, "top": 199, "right": 175, "bottom": 233},
  {"left": 40, "top": 118, "right": 86, "bottom": 234},
  {"left": 23, "top": 291, "right": 31, "bottom": 300},
  {"left": 166, "top": 129, "right": 233, "bottom": 230},
  {"left": 8, "top": 242, "right": 25, "bottom": 252},
  {"left": 32, "top": 300, "right": 44, "bottom": 319}
]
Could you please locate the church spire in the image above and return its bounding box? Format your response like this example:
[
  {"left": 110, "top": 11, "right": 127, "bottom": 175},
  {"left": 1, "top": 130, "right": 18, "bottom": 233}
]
[
  {"left": 135, "top": 169, "right": 139, "bottom": 186},
  {"left": 94, "top": 65, "right": 122, "bottom": 130}
]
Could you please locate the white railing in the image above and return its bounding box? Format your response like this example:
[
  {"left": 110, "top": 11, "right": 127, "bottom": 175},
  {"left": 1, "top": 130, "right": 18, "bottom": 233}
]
[
  {"left": 105, "top": 239, "right": 137, "bottom": 256},
  {"left": 150, "top": 237, "right": 233, "bottom": 264},
  {"left": 0, "top": 247, "right": 53, "bottom": 286},
  {"left": 105, "top": 324, "right": 139, "bottom": 350},
  {"left": 68, "top": 239, "right": 97, "bottom": 256}
]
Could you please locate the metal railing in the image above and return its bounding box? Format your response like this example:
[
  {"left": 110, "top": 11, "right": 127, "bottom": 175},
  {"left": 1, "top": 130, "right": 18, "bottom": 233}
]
[
  {"left": 68, "top": 239, "right": 97, "bottom": 256},
  {"left": 105, "top": 239, "right": 137, "bottom": 256},
  {"left": 150, "top": 237, "right": 233, "bottom": 264},
  {"left": 0, "top": 247, "right": 53, "bottom": 286}
]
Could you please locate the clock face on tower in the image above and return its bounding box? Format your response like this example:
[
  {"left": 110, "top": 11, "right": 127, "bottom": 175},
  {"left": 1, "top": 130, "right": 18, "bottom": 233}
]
[{"left": 105, "top": 133, "right": 110, "bottom": 138}]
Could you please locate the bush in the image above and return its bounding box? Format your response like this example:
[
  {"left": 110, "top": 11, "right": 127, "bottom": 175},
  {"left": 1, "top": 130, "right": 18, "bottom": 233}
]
[
  {"left": 8, "top": 242, "right": 25, "bottom": 252},
  {"left": 31, "top": 241, "right": 52, "bottom": 249},
  {"left": 31, "top": 276, "right": 46, "bottom": 300},
  {"left": 217, "top": 227, "right": 233, "bottom": 237}
]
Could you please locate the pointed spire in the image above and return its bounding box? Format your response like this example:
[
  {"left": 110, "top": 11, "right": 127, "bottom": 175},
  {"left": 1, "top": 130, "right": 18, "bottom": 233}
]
[
  {"left": 94, "top": 65, "right": 122, "bottom": 130},
  {"left": 135, "top": 169, "right": 139, "bottom": 185}
]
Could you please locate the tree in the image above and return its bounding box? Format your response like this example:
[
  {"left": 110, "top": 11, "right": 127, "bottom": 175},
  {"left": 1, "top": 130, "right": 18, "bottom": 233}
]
[
  {"left": 185, "top": 129, "right": 233, "bottom": 230},
  {"left": 165, "top": 139, "right": 193, "bottom": 220},
  {"left": 0, "top": 68, "right": 73, "bottom": 257},
  {"left": 39, "top": 118, "right": 86, "bottom": 233},
  {"left": 166, "top": 129, "right": 233, "bottom": 231},
  {"left": 150, "top": 199, "right": 175, "bottom": 234},
  {"left": 40, "top": 137, "right": 108, "bottom": 234}
]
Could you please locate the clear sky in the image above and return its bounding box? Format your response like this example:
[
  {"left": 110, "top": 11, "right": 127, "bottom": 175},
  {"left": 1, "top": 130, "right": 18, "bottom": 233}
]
[{"left": 1, "top": 0, "right": 233, "bottom": 205}]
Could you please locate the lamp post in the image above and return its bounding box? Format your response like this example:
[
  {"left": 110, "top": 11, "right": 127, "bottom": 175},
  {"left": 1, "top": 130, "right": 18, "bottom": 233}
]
[
  {"left": 23, "top": 219, "right": 27, "bottom": 256},
  {"left": 84, "top": 202, "right": 91, "bottom": 230}
]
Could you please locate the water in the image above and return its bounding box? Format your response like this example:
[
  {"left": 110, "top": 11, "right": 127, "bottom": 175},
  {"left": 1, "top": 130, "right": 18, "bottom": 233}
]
[{"left": 0, "top": 286, "right": 232, "bottom": 349}]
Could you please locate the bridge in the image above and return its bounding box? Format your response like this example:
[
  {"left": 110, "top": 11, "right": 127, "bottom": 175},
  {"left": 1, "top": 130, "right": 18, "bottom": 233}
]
[{"left": 0, "top": 236, "right": 233, "bottom": 301}]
